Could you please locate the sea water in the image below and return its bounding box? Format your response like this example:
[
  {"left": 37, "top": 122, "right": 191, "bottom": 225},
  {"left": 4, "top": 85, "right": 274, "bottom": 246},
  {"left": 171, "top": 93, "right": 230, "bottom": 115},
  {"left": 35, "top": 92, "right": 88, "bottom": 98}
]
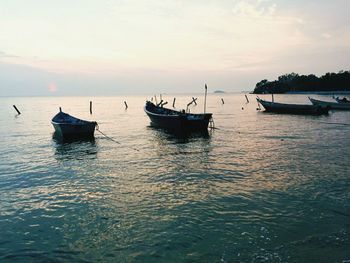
[{"left": 0, "top": 94, "right": 349, "bottom": 262}]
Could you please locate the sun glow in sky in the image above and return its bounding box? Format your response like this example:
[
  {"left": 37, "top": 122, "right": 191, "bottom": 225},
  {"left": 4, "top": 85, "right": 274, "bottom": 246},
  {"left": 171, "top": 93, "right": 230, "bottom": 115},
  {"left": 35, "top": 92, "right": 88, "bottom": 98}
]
[{"left": 0, "top": 0, "right": 349, "bottom": 96}]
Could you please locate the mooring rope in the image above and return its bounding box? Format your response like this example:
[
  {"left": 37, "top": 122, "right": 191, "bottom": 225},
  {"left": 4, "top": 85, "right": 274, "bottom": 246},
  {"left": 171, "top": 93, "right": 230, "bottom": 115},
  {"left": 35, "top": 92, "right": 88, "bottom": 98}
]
[
  {"left": 95, "top": 124, "right": 193, "bottom": 169},
  {"left": 96, "top": 129, "right": 121, "bottom": 145},
  {"left": 94, "top": 122, "right": 234, "bottom": 182},
  {"left": 95, "top": 123, "right": 140, "bottom": 151}
]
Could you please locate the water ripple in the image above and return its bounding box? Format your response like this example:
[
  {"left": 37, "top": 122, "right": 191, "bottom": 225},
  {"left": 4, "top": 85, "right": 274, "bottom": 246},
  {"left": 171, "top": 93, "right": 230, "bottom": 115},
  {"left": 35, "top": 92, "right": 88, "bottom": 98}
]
[{"left": 0, "top": 94, "right": 349, "bottom": 262}]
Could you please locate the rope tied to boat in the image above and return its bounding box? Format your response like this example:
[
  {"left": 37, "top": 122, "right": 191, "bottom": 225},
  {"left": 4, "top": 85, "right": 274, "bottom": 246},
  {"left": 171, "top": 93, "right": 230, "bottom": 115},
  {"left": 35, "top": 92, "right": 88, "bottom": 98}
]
[
  {"left": 209, "top": 117, "right": 215, "bottom": 129},
  {"left": 94, "top": 123, "right": 234, "bottom": 182},
  {"left": 95, "top": 123, "right": 140, "bottom": 151},
  {"left": 208, "top": 117, "right": 220, "bottom": 130}
]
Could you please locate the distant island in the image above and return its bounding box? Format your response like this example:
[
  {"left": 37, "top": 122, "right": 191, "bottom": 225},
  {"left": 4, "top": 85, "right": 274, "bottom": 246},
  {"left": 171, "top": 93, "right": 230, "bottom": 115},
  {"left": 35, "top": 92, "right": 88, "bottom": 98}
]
[
  {"left": 253, "top": 71, "right": 350, "bottom": 94},
  {"left": 214, "top": 90, "right": 225, "bottom": 94}
]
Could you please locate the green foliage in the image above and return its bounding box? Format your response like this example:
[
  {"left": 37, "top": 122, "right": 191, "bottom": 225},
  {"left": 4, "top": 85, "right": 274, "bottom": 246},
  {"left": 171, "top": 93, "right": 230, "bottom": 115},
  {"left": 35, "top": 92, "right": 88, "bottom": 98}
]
[{"left": 253, "top": 71, "right": 350, "bottom": 94}]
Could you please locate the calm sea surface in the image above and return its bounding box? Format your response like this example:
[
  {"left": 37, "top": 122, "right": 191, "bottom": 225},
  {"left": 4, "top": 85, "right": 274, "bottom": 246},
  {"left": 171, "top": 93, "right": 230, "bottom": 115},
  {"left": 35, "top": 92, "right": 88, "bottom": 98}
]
[{"left": 0, "top": 94, "right": 349, "bottom": 262}]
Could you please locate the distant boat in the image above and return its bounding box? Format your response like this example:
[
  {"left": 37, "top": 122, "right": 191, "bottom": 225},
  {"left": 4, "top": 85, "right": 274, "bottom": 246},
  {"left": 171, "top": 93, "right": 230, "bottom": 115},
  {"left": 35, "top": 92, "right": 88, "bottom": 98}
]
[
  {"left": 144, "top": 101, "right": 213, "bottom": 132},
  {"left": 257, "top": 98, "right": 329, "bottom": 115},
  {"left": 334, "top": 96, "right": 350, "bottom": 104},
  {"left": 309, "top": 97, "right": 350, "bottom": 110},
  {"left": 51, "top": 111, "right": 97, "bottom": 138}
]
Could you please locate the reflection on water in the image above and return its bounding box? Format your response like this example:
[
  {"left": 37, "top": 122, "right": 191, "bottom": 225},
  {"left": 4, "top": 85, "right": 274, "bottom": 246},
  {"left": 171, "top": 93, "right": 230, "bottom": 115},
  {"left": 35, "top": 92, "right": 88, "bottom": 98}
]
[
  {"left": 147, "top": 125, "right": 211, "bottom": 143},
  {"left": 53, "top": 132, "right": 98, "bottom": 161},
  {"left": 143, "top": 125, "right": 212, "bottom": 181}
]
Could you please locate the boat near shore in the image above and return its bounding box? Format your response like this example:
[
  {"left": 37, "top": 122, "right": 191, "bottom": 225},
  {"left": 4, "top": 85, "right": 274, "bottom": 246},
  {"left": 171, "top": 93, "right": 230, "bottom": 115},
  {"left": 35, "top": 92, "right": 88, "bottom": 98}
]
[
  {"left": 144, "top": 101, "right": 213, "bottom": 132},
  {"left": 309, "top": 97, "right": 350, "bottom": 110},
  {"left": 257, "top": 98, "right": 329, "bottom": 115},
  {"left": 51, "top": 111, "right": 97, "bottom": 138}
]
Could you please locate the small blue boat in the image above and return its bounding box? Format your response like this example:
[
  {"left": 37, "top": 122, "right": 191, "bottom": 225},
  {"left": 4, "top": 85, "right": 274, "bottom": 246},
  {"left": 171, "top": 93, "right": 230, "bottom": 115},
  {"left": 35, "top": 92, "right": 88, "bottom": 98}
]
[{"left": 51, "top": 111, "right": 97, "bottom": 138}]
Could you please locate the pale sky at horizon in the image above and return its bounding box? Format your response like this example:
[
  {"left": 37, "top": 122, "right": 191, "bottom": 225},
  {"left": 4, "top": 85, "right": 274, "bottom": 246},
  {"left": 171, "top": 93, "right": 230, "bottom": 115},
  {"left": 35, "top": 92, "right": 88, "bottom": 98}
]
[{"left": 0, "top": 0, "right": 349, "bottom": 96}]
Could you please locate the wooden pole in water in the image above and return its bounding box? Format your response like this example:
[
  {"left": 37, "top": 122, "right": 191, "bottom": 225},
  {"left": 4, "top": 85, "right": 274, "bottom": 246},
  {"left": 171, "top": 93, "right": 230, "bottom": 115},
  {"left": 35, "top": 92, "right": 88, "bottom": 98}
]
[
  {"left": 204, "top": 84, "right": 208, "bottom": 114},
  {"left": 272, "top": 94, "right": 274, "bottom": 103},
  {"left": 124, "top": 101, "right": 128, "bottom": 109},
  {"left": 221, "top": 98, "right": 224, "bottom": 104},
  {"left": 59, "top": 107, "right": 62, "bottom": 112},
  {"left": 90, "top": 101, "right": 93, "bottom": 114},
  {"left": 172, "top": 98, "right": 176, "bottom": 108},
  {"left": 245, "top": 94, "right": 249, "bottom": 103},
  {"left": 13, "top": 105, "right": 21, "bottom": 115}
]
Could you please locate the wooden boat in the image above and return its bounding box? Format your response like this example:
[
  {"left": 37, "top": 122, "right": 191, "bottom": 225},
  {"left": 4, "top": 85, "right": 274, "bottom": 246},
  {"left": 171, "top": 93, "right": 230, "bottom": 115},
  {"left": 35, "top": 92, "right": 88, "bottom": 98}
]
[
  {"left": 334, "top": 97, "right": 350, "bottom": 104},
  {"left": 51, "top": 111, "right": 97, "bottom": 138},
  {"left": 257, "top": 98, "right": 329, "bottom": 115},
  {"left": 309, "top": 97, "right": 350, "bottom": 110},
  {"left": 144, "top": 101, "right": 213, "bottom": 132}
]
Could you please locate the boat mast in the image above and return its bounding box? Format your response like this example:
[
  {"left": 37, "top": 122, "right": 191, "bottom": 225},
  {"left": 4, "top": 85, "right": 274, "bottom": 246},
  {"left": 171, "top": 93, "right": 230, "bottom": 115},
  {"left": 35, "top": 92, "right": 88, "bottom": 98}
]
[{"left": 204, "top": 84, "right": 208, "bottom": 114}]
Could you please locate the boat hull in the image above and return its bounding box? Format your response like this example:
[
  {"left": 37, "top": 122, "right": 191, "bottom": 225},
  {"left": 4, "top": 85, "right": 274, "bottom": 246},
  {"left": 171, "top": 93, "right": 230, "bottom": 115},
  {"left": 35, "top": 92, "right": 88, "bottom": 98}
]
[
  {"left": 51, "top": 111, "right": 96, "bottom": 138},
  {"left": 144, "top": 102, "right": 212, "bottom": 132},
  {"left": 257, "top": 98, "right": 329, "bottom": 115},
  {"left": 145, "top": 111, "right": 211, "bottom": 131},
  {"left": 52, "top": 122, "right": 96, "bottom": 138},
  {"left": 309, "top": 97, "right": 350, "bottom": 110}
]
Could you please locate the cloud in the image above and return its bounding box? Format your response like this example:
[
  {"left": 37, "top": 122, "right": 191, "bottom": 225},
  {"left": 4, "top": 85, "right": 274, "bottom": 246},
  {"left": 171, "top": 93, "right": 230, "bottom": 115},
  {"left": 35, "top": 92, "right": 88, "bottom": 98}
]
[
  {"left": 232, "top": 0, "right": 276, "bottom": 17},
  {"left": 0, "top": 0, "right": 316, "bottom": 75},
  {"left": 0, "top": 51, "right": 18, "bottom": 58},
  {"left": 0, "top": 0, "right": 349, "bottom": 96}
]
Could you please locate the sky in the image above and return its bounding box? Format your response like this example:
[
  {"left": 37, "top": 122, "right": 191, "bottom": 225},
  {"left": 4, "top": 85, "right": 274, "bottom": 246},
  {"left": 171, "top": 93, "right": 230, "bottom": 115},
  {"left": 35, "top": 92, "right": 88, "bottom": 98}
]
[{"left": 0, "top": 0, "right": 349, "bottom": 96}]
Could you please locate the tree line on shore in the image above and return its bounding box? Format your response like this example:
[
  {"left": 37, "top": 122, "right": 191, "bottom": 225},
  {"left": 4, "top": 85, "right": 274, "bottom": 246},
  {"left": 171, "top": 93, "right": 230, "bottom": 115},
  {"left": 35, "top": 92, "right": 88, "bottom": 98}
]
[{"left": 253, "top": 71, "right": 350, "bottom": 94}]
